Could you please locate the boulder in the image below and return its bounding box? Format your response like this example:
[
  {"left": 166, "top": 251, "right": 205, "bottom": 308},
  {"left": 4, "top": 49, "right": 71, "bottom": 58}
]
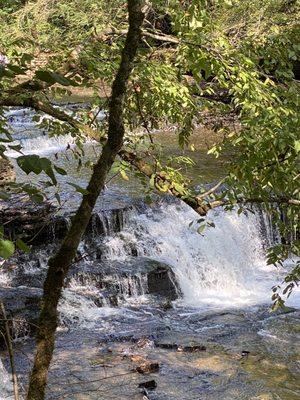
[{"left": 148, "top": 265, "right": 179, "bottom": 300}]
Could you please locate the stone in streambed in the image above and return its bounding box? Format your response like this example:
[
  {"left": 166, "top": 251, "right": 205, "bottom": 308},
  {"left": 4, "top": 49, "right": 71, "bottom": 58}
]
[
  {"left": 139, "top": 380, "right": 157, "bottom": 390},
  {"left": 136, "top": 362, "right": 159, "bottom": 374},
  {"left": 147, "top": 263, "right": 180, "bottom": 300},
  {"left": 178, "top": 344, "right": 207, "bottom": 352},
  {"left": 155, "top": 333, "right": 207, "bottom": 352}
]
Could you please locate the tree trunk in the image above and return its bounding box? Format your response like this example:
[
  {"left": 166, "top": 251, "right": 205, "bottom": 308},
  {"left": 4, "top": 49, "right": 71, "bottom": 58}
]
[{"left": 26, "top": 2, "right": 145, "bottom": 399}]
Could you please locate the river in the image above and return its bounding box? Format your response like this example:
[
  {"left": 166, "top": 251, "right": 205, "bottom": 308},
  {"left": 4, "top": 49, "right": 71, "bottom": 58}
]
[{"left": 0, "top": 106, "right": 299, "bottom": 400}]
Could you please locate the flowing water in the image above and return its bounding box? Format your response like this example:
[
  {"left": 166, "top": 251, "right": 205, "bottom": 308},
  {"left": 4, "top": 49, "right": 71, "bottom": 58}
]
[{"left": 0, "top": 107, "right": 299, "bottom": 399}]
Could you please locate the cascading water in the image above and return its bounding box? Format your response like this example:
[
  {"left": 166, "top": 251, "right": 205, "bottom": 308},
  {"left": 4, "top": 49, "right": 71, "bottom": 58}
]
[
  {"left": 99, "top": 201, "right": 299, "bottom": 308},
  {"left": 3, "top": 105, "right": 101, "bottom": 158},
  {"left": 1, "top": 107, "right": 299, "bottom": 400}
]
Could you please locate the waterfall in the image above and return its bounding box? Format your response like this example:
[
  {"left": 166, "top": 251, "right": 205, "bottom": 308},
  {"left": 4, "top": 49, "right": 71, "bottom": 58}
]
[
  {"left": 4, "top": 133, "right": 78, "bottom": 158},
  {"left": 99, "top": 200, "right": 299, "bottom": 309},
  {"left": 3, "top": 105, "right": 100, "bottom": 158}
]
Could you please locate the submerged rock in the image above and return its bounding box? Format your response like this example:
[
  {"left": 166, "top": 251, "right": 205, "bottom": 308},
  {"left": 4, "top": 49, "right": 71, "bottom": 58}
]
[{"left": 155, "top": 333, "right": 208, "bottom": 353}]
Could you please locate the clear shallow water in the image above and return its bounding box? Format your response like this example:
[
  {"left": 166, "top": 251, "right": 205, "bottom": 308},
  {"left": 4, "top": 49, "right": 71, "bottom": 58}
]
[{"left": 0, "top": 107, "right": 299, "bottom": 399}]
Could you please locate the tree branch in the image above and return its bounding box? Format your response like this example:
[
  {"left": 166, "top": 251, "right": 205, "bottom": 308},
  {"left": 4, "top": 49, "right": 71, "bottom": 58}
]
[{"left": 2, "top": 95, "right": 298, "bottom": 215}]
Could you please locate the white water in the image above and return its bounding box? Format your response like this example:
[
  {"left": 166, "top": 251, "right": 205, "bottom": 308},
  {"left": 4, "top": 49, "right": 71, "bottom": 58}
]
[
  {"left": 59, "top": 289, "right": 118, "bottom": 330},
  {"left": 3, "top": 106, "right": 99, "bottom": 158},
  {"left": 100, "top": 202, "right": 300, "bottom": 309},
  {"left": 4, "top": 133, "right": 78, "bottom": 157},
  {"left": 0, "top": 360, "right": 13, "bottom": 400}
]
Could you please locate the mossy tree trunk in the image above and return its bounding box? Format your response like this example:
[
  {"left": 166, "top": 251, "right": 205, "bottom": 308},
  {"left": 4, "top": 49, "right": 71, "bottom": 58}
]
[{"left": 26, "top": 2, "right": 145, "bottom": 399}]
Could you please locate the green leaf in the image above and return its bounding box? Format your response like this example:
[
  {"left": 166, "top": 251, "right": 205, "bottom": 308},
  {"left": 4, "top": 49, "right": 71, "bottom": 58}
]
[
  {"left": 17, "top": 155, "right": 57, "bottom": 185},
  {"left": 197, "top": 224, "right": 206, "bottom": 235},
  {"left": 35, "top": 70, "right": 78, "bottom": 86},
  {"left": 17, "top": 155, "right": 43, "bottom": 174},
  {"left": 120, "top": 170, "right": 129, "bottom": 181},
  {"left": 7, "top": 65, "right": 27, "bottom": 75},
  {"left": 40, "top": 158, "right": 57, "bottom": 185},
  {"left": 54, "top": 165, "right": 67, "bottom": 175},
  {"left": 144, "top": 194, "right": 152, "bottom": 204},
  {"left": 55, "top": 193, "right": 61, "bottom": 205},
  {"left": 16, "top": 239, "right": 30, "bottom": 253},
  {"left": 31, "top": 193, "right": 44, "bottom": 203},
  {"left": 294, "top": 140, "right": 300, "bottom": 154},
  {"left": 0, "top": 239, "right": 15, "bottom": 259},
  {"left": 0, "top": 190, "right": 10, "bottom": 200},
  {"left": 35, "top": 70, "right": 56, "bottom": 85},
  {"left": 67, "top": 182, "right": 89, "bottom": 195},
  {"left": 50, "top": 72, "right": 76, "bottom": 86}
]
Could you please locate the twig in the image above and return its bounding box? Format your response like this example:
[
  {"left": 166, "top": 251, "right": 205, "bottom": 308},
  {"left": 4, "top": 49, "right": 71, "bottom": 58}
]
[{"left": 197, "top": 177, "right": 226, "bottom": 200}]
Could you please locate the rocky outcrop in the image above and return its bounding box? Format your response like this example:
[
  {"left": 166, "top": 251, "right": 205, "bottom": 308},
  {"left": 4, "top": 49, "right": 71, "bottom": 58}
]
[
  {"left": 69, "top": 258, "right": 180, "bottom": 306},
  {"left": 0, "top": 156, "right": 15, "bottom": 186},
  {"left": 0, "top": 196, "right": 132, "bottom": 246},
  {"left": 0, "top": 258, "right": 180, "bottom": 345},
  {"left": 0, "top": 194, "right": 61, "bottom": 245}
]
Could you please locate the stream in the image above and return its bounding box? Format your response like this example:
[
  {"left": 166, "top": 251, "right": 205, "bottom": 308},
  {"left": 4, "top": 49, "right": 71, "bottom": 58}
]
[{"left": 0, "top": 106, "right": 299, "bottom": 400}]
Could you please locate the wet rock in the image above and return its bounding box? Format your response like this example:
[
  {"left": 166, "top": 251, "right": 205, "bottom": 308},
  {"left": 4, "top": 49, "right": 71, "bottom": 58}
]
[
  {"left": 68, "top": 258, "right": 180, "bottom": 307},
  {"left": 160, "top": 299, "right": 173, "bottom": 310},
  {"left": 0, "top": 194, "right": 64, "bottom": 245},
  {"left": 178, "top": 344, "right": 206, "bottom": 352},
  {"left": 0, "top": 197, "right": 132, "bottom": 246},
  {"left": 0, "top": 287, "right": 42, "bottom": 348},
  {"left": 147, "top": 264, "right": 179, "bottom": 300},
  {"left": 0, "top": 156, "right": 16, "bottom": 186},
  {"left": 136, "top": 362, "right": 159, "bottom": 374},
  {"left": 86, "top": 206, "right": 132, "bottom": 238},
  {"left": 139, "top": 380, "right": 157, "bottom": 390},
  {"left": 136, "top": 338, "right": 155, "bottom": 349},
  {"left": 155, "top": 333, "right": 208, "bottom": 352},
  {"left": 241, "top": 350, "right": 250, "bottom": 357},
  {"left": 156, "top": 342, "right": 178, "bottom": 350}
]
